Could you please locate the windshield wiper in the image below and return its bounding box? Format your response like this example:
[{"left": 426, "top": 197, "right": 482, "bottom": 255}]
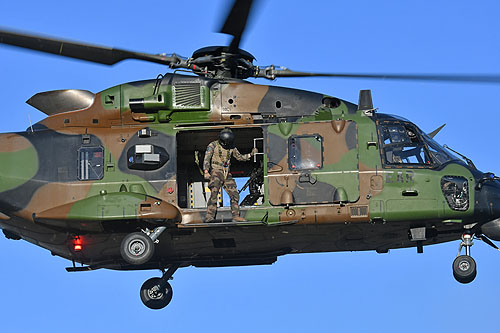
[{"left": 443, "top": 144, "right": 477, "bottom": 170}]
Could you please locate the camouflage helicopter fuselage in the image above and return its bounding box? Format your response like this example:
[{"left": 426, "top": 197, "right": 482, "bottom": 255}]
[{"left": 1, "top": 73, "right": 499, "bottom": 270}]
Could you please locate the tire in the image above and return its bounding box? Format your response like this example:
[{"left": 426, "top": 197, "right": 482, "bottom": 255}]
[
  {"left": 452, "top": 255, "right": 477, "bottom": 284},
  {"left": 120, "top": 232, "right": 154, "bottom": 265},
  {"left": 140, "top": 278, "right": 173, "bottom": 310}
]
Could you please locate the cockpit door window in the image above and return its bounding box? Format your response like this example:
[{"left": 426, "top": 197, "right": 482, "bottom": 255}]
[{"left": 288, "top": 134, "right": 323, "bottom": 171}]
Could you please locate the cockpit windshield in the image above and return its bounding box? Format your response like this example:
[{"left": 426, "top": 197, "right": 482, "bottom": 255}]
[
  {"left": 378, "top": 117, "right": 459, "bottom": 167},
  {"left": 420, "top": 133, "right": 459, "bottom": 165}
]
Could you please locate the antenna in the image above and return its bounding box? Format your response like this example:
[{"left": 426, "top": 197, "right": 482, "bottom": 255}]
[{"left": 28, "top": 113, "right": 34, "bottom": 133}]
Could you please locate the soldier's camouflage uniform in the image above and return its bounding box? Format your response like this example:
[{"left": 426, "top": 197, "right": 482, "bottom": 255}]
[{"left": 203, "top": 140, "right": 252, "bottom": 221}]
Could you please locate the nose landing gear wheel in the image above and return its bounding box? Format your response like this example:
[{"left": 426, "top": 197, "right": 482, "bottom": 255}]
[
  {"left": 120, "top": 232, "right": 154, "bottom": 265},
  {"left": 453, "top": 255, "right": 477, "bottom": 284},
  {"left": 140, "top": 278, "right": 173, "bottom": 310}
]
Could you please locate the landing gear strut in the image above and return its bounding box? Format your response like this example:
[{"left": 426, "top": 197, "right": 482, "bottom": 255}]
[
  {"left": 452, "top": 231, "right": 477, "bottom": 284},
  {"left": 140, "top": 264, "right": 180, "bottom": 309}
]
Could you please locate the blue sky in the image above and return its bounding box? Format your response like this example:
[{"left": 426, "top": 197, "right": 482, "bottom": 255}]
[{"left": 1, "top": 0, "right": 500, "bottom": 332}]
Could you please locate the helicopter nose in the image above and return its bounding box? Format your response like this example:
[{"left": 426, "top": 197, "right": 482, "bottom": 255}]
[{"left": 475, "top": 175, "right": 500, "bottom": 239}]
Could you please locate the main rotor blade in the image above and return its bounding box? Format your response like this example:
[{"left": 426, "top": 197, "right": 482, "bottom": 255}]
[
  {"left": 0, "top": 29, "right": 180, "bottom": 66},
  {"left": 220, "top": 0, "right": 254, "bottom": 51},
  {"left": 257, "top": 67, "right": 500, "bottom": 83}
]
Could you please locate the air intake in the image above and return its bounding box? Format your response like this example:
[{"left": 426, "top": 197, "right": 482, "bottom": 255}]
[{"left": 173, "top": 83, "right": 202, "bottom": 108}]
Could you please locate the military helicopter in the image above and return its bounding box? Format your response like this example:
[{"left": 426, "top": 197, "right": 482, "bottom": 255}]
[{"left": 1, "top": 0, "right": 500, "bottom": 310}]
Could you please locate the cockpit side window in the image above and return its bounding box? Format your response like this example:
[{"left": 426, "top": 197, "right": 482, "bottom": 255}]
[{"left": 378, "top": 122, "right": 432, "bottom": 167}]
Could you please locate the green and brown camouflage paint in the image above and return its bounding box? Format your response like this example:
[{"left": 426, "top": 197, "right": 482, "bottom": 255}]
[{"left": 0, "top": 73, "right": 498, "bottom": 269}]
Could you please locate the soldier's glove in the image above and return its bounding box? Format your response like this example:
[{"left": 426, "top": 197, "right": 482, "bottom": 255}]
[
  {"left": 204, "top": 171, "right": 211, "bottom": 180},
  {"left": 251, "top": 148, "right": 258, "bottom": 156}
]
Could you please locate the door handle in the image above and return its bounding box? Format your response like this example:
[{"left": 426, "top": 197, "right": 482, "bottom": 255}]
[
  {"left": 299, "top": 173, "right": 317, "bottom": 185},
  {"left": 402, "top": 190, "right": 418, "bottom": 196}
]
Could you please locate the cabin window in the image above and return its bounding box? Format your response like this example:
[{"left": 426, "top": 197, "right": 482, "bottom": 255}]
[
  {"left": 379, "top": 122, "right": 431, "bottom": 166},
  {"left": 288, "top": 134, "right": 323, "bottom": 170},
  {"left": 78, "top": 147, "right": 104, "bottom": 180},
  {"left": 127, "top": 144, "right": 169, "bottom": 170}
]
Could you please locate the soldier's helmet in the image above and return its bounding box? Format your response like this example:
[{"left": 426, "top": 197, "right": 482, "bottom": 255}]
[{"left": 219, "top": 128, "right": 235, "bottom": 149}]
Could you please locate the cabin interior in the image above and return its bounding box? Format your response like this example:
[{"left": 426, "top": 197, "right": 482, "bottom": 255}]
[{"left": 176, "top": 127, "right": 264, "bottom": 209}]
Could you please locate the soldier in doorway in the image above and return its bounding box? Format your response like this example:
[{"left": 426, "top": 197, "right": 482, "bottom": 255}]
[{"left": 203, "top": 128, "right": 257, "bottom": 223}]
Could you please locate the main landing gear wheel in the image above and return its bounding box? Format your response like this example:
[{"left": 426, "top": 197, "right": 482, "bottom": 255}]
[
  {"left": 453, "top": 255, "right": 477, "bottom": 284},
  {"left": 120, "top": 232, "right": 154, "bottom": 265},
  {"left": 140, "top": 278, "right": 173, "bottom": 310},
  {"left": 139, "top": 264, "right": 180, "bottom": 309}
]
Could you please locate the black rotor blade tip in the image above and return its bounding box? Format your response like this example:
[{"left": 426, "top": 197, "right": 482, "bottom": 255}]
[{"left": 220, "top": 0, "right": 254, "bottom": 50}]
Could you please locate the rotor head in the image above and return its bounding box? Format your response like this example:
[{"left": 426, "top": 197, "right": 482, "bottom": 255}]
[{"left": 190, "top": 46, "right": 256, "bottom": 79}]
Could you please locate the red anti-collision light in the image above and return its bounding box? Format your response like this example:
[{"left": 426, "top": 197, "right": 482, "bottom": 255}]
[{"left": 73, "top": 236, "right": 83, "bottom": 252}]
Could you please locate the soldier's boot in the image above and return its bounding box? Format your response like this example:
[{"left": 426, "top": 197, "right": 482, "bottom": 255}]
[
  {"left": 232, "top": 216, "right": 247, "bottom": 222},
  {"left": 230, "top": 204, "right": 246, "bottom": 222},
  {"left": 205, "top": 210, "right": 216, "bottom": 223}
]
